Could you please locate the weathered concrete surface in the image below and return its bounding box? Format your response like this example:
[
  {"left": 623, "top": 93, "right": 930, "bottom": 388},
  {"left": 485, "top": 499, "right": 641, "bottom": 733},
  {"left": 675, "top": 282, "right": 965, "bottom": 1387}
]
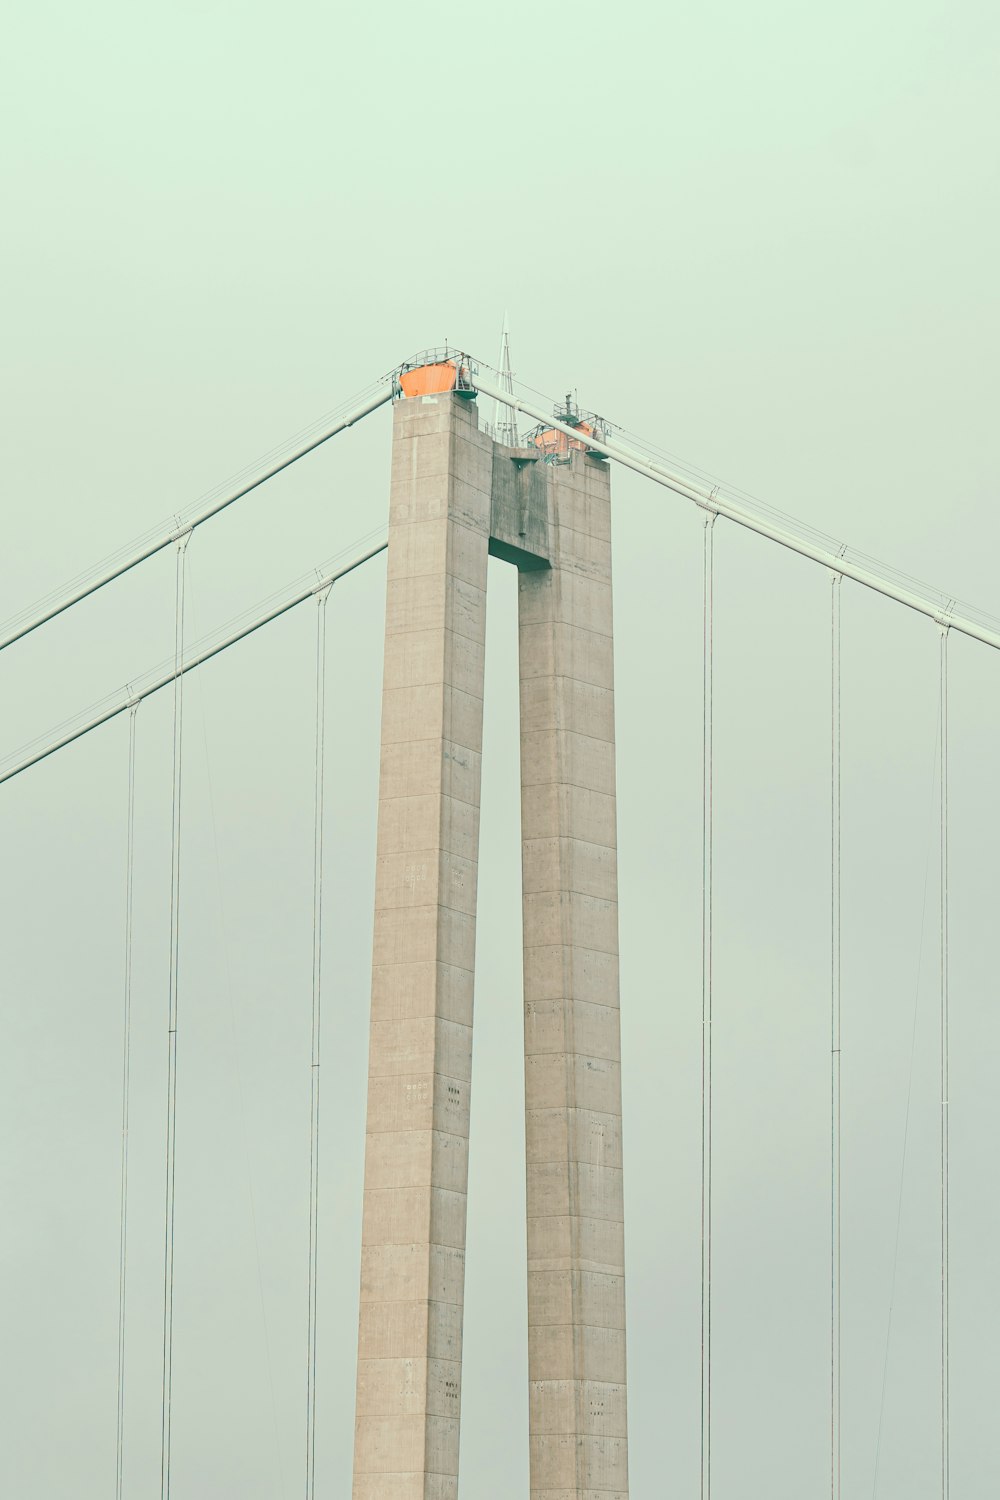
[
  {"left": 489, "top": 448, "right": 549, "bottom": 569},
  {"left": 355, "top": 398, "right": 628, "bottom": 1499},
  {"left": 353, "top": 392, "right": 493, "bottom": 1500},
  {"left": 517, "top": 450, "right": 629, "bottom": 1500}
]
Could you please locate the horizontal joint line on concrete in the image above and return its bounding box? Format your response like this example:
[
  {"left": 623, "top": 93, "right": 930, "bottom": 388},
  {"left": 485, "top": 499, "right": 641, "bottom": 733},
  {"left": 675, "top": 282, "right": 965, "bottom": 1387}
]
[
  {"left": 530, "top": 1160, "right": 624, "bottom": 1172},
  {"left": 527, "top": 1053, "right": 621, "bottom": 1067},
  {"left": 549, "top": 517, "right": 613, "bottom": 543},
  {"left": 522, "top": 725, "right": 618, "bottom": 751},
  {"left": 520, "top": 622, "right": 615, "bottom": 648},
  {"left": 364, "top": 1185, "right": 468, "bottom": 1200},
  {"left": 522, "top": 777, "right": 618, "bottom": 799},
  {"left": 354, "top": 1468, "right": 461, "bottom": 1480},
  {"left": 524, "top": 664, "right": 616, "bottom": 685},
  {"left": 385, "top": 620, "right": 487, "bottom": 650},
  {"left": 389, "top": 510, "right": 489, "bottom": 539},
  {"left": 527, "top": 1107, "right": 624, "bottom": 1120},
  {"left": 385, "top": 565, "right": 484, "bottom": 589},
  {"left": 364, "top": 1121, "right": 471, "bottom": 1139},
  {"left": 377, "top": 845, "right": 477, "bottom": 864},
  {"left": 526, "top": 994, "right": 621, "bottom": 1010},
  {"left": 528, "top": 1376, "right": 628, "bottom": 1389},
  {"left": 354, "top": 1467, "right": 461, "bottom": 1480},
  {"left": 527, "top": 1263, "right": 626, "bottom": 1275},
  {"left": 524, "top": 671, "right": 616, "bottom": 695},
  {"left": 524, "top": 884, "right": 618, "bottom": 904},
  {"left": 355, "top": 1294, "right": 465, "bottom": 1308},
  {"left": 385, "top": 676, "right": 485, "bottom": 701},
  {"left": 380, "top": 732, "right": 480, "bottom": 748},
  {"left": 528, "top": 1208, "right": 625, "bottom": 1220},
  {"left": 374, "top": 897, "right": 479, "bottom": 920},
  {"left": 380, "top": 791, "right": 480, "bottom": 817}
]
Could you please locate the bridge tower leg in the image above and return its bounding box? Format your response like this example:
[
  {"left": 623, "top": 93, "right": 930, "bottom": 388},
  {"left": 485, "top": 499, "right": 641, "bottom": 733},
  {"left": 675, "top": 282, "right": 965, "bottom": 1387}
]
[
  {"left": 354, "top": 377, "right": 628, "bottom": 1499},
  {"left": 518, "top": 450, "right": 629, "bottom": 1499},
  {"left": 353, "top": 390, "right": 493, "bottom": 1500}
]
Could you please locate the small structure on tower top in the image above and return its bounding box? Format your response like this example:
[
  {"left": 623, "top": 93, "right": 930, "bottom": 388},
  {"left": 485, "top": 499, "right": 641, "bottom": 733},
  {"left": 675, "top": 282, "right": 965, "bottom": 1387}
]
[
  {"left": 492, "top": 315, "right": 520, "bottom": 448},
  {"left": 525, "top": 391, "right": 609, "bottom": 463},
  {"left": 395, "top": 348, "right": 477, "bottom": 399}
]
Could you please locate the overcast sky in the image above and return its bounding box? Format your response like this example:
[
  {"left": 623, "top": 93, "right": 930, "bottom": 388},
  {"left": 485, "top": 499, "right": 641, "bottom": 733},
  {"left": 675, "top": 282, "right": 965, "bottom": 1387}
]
[{"left": 2, "top": 3, "right": 998, "bottom": 1497}]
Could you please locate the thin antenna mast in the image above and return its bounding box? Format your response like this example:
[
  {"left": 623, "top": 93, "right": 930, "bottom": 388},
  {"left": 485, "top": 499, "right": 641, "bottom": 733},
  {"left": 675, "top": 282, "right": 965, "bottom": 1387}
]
[{"left": 493, "top": 313, "right": 519, "bottom": 447}]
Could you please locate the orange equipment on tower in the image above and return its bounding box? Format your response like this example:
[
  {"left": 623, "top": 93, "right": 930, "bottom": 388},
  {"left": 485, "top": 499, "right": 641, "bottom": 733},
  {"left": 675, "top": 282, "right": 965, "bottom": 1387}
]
[
  {"left": 396, "top": 350, "right": 476, "bottom": 399},
  {"left": 527, "top": 394, "right": 607, "bottom": 463}
]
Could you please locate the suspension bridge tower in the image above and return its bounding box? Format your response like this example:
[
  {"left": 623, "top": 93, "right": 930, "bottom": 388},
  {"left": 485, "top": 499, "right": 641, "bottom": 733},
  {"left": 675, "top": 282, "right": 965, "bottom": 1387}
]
[{"left": 352, "top": 351, "right": 629, "bottom": 1499}]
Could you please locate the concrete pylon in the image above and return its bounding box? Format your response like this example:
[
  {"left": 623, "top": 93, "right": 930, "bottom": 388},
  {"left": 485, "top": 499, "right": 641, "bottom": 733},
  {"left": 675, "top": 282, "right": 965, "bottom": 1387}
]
[
  {"left": 353, "top": 386, "right": 627, "bottom": 1499},
  {"left": 518, "top": 454, "right": 628, "bottom": 1499}
]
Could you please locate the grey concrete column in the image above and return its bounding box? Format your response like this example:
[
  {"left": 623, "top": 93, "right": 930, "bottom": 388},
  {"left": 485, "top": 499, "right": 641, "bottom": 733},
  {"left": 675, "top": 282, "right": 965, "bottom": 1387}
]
[
  {"left": 518, "top": 450, "right": 629, "bottom": 1499},
  {"left": 353, "top": 392, "right": 493, "bottom": 1500}
]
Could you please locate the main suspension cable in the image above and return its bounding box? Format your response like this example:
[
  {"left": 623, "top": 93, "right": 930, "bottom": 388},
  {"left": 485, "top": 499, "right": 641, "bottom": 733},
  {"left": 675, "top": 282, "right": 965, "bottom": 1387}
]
[
  {"left": 472, "top": 376, "right": 1000, "bottom": 655},
  {"left": 0, "top": 542, "right": 387, "bottom": 788},
  {"left": 0, "top": 387, "right": 391, "bottom": 656},
  {"left": 939, "top": 626, "right": 951, "bottom": 1500},
  {"left": 304, "top": 588, "right": 329, "bottom": 1500},
  {"left": 700, "top": 510, "right": 716, "bottom": 1500},
  {"left": 830, "top": 573, "right": 842, "bottom": 1500},
  {"left": 115, "top": 702, "right": 139, "bottom": 1500},
  {"left": 161, "top": 532, "right": 189, "bottom": 1500}
]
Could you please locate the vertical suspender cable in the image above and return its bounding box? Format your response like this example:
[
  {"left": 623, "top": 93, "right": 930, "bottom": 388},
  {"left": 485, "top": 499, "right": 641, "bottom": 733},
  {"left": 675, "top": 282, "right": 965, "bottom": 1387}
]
[
  {"left": 116, "top": 703, "right": 139, "bottom": 1500},
  {"left": 939, "top": 626, "right": 950, "bottom": 1500},
  {"left": 871, "top": 700, "right": 941, "bottom": 1500},
  {"left": 701, "top": 511, "right": 716, "bottom": 1500},
  {"left": 161, "top": 532, "right": 190, "bottom": 1500},
  {"left": 830, "top": 574, "right": 842, "bottom": 1500},
  {"left": 305, "top": 588, "right": 329, "bottom": 1500}
]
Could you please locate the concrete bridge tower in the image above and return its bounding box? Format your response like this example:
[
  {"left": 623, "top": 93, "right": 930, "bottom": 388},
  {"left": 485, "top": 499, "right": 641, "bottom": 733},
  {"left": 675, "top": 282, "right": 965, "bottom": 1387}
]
[{"left": 353, "top": 355, "right": 628, "bottom": 1500}]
